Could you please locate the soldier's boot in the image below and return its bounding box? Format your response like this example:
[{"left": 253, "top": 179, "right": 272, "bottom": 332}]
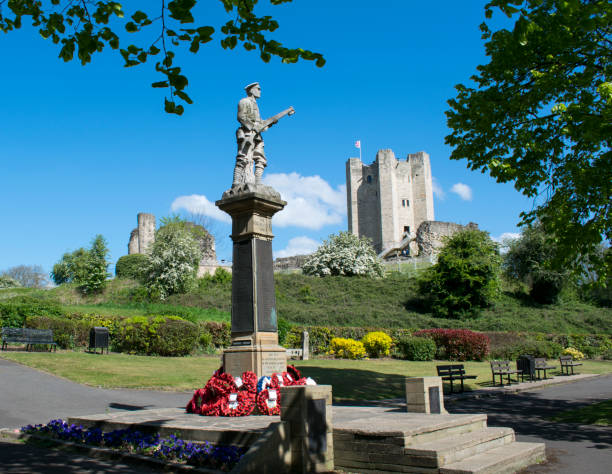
[{"left": 254, "top": 163, "right": 265, "bottom": 185}]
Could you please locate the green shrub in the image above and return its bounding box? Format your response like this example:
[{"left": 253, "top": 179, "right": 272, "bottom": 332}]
[
  {"left": 361, "top": 331, "right": 393, "bottom": 358},
  {"left": 114, "top": 315, "right": 198, "bottom": 356},
  {"left": 198, "top": 331, "right": 214, "bottom": 352},
  {"left": 0, "top": 297, "right": 66, "bottom": 328},
  {"left": 414, "top": 329, "right": 490, "bottom": 361},
  {"left": 490, "top": 339, "right": 563, "bottom": 359},
  {"left": 396, "top": 336, "right": 437, "bottom": 361},
  {"left": 115, "top": 254, "right": 149, "bottom": 281},
  {"left": 329, "top": 337, "right": 366, "bottom": 359},
  {"left": 602, "top": 348, "right": 612, "bottom": 360},
  {"left": 277, "top": 317, "right": 292, "bottom": 346},
  {"left": 199, "top": 321, "right": 231, "bottom": 348},
  {"left": 25, "top": 315, "right": 90, "bottom": 349},
  {"left": 149, "top": 318, "right": 199, "bottom": 356}
]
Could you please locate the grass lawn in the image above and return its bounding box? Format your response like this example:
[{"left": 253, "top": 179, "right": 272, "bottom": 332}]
[
  {"left": 2, "top": 352, "right": 611, "bottom": 403},
  {"left": 550, "top": 399, "right": 612, "bottom": 426}
]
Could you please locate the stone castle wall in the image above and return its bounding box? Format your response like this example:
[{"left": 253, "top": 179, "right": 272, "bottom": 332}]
[
  {"left": 346, "top": 149, "right": 434, "bottom": 254},
  {"left": 416, "top": 221, "right": 478, "bottom": 256}
]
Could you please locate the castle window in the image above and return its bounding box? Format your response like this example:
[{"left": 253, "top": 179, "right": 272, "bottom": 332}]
[
  {"left": 406, "top": 200, "right": 409, "bottom": 207},
  {"left": 403, "top": 226, "right": 410, "bottom": 234},
  {"left": 367, "top": 175, "right": 372, "bottom": 184},
  {"left": 401, "top": 200, "right": 405, "bottom": 207}
]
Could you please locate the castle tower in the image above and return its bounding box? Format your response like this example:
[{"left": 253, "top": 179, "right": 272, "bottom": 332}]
[
  {"left": 346, "top": 149, "right": 434, "bottom": 254},
  {"left": 137, "top": 213, "right": 156, "bottom": 254}
]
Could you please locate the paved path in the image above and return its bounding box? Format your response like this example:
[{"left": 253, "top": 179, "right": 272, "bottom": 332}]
[
  {"left": 446, "top": 374, "right": 612, "bottom": 474},
  {"left": 1, "top": 358, "right": 611, "bottom": 473},
  {"left": 0, "top": 358, "right": 191, "bottom": 430}
]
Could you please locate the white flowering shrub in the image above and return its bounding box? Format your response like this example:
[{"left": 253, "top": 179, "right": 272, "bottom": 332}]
[
  {"left": 145, "top": 224, "right": 202, "bottom": 299},
  {"left": 302, "top": 232, "right": 384, "bottom": 278}
]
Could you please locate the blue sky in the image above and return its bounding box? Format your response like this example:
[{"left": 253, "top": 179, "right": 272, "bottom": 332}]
[{"left": 1, "top": 0, "right": 530, "bottom": 276}]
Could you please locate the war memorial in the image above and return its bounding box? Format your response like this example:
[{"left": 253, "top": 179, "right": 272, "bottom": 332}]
[{"left": 49, "top": 84, "right": 546, "bottom": 473}]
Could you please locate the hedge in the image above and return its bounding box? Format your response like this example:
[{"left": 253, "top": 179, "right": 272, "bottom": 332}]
[{"left": 413, "top": 329, "right": 490, "bottom": 361}]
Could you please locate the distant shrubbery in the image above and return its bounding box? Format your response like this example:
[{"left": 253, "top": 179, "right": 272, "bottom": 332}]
[
  {"left": 361, "top": 331, "right": 393, "bottom": 358},
  {"left": 329, "top": 337, "right": 366, "bottom": 359},
  {"left": 302, "top": 232, "right": 384, "bottom": 278},
  {"left": 395, "top": 336, "right": 437, "bottom": 361},
  {"left": 51, "top": 235, "right": 110, "bottom": 295},
  {"left": 412, "top": 329, "right": 490, "bottom": 361},
  {"left": 115, "top": 254, "right": 149, "bottom": 281}
]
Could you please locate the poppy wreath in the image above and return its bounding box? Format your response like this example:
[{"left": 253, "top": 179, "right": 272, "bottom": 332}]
[
  {"left": 286, "top": 365, "right": 302, "bottom": 381},
  {"left": 200, "top": 396, "right": 225, "bottom": 416},
  {"left": 256, "top": 388, "right": 281, "bottom": 415},
  {"left": 241, "top": 371, "right": 258, "bottom": 394},
  {"left": 208, "top": 372, "right": 238, "bottom": 397},
  {"left": 221, "top": 391, "right": 256, "bottom": 417},
  {"left": 186, "top": 388, "right": 207, "bottom": 414}
]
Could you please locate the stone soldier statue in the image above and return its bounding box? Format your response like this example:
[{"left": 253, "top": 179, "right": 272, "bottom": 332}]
[{"left": 233, "top": 82, "right": 295, "bottom": 186}]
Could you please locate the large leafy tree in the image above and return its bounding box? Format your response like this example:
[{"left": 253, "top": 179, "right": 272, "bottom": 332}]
[
  {"left": 446, "top": 0, "right": 611, "bottom": 280},
  {"left": 503, "top": 222, "right": 570, "bottom": 303},
  {"left": 51, "top": 234, "right": 110, "bottom": 293},
  {"left": 0, "top": 1, "right": 324, "bottom": 115},
  {"left": 418, "top": 229, "right": 502, "bottom": 318}
]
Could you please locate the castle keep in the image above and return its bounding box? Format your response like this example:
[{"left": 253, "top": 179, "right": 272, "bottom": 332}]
[{"left": 346, "top": 149, "right": 434, "bottom": 254}]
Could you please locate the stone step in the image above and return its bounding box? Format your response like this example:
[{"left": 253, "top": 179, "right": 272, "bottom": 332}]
[
  {"left": 406, "top": 415, "right": 488, "bottom": 446},
  {"left": 439, "top": 441, "right": 546, "bottom": 474},
  {"left": 404, "top": 427, "right": 515, "bottom": 467}
]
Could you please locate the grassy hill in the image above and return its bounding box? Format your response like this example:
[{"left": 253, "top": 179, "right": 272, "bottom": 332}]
[{"left": 2, "top": 273, "right": 610, "bottom": 335}]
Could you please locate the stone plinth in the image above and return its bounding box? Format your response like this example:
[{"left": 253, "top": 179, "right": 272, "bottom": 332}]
[
  {"left": 216, "top": 185, "right": 287, "bottom": 378},
  {"left": 281, "top": 385, "right": 334, "bottom": 473},
  {"left": 405, "top": 376, "right": 447, "bottom": 414}
]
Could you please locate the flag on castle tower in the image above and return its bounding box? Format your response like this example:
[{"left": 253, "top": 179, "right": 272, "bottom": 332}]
[{"left": 354, "top": 140, "right": 361, "bottom": 149}]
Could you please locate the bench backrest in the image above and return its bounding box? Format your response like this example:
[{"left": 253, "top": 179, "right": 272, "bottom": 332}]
[
  {"left": 490, "top": 360, "right": 512, "bottom": 371},
  {"left": 27, "top": 329, "right": 55, "bottom": 344},
  {"left": 437, "top": 364, "right": 466, "bottom": 376},
  {"left": 534, "top": 358, "right": 548, "bottom": 367},
  {"left": 559, "top": 355, "right": 575, "bottom": 365},
  {"left": 1, "top": 327, "right": 29, "bottom": 343}
]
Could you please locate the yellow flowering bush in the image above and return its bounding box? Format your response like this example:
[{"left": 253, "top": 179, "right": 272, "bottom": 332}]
[
  {"left": 329, "top": 337, "right": 366, "bottom": 359},
  {"left": 562, "top": 347, "right": 585, "bottom": 360},
  {"left": 361, "top": 331, "right": 392, "bottom": 358}
]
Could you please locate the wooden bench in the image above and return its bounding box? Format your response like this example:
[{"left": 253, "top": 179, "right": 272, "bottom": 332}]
[
  {"left": 286, "top": 348, "right": 303, "bottom": 360},
  {"left": 436, "top": 364, "right": 477, "bottom": 394},
  {"left": 490, "top": 360, "right": 524, "bottom": 386},
  {"left": 534, "top": 358, "right": 556, "bottom": 379},
  {"left": 1, "top": 328, "right": 57, "bottom": 352},
  {"left": 559, "top": 355, "right": 582, "bottom": 375}
]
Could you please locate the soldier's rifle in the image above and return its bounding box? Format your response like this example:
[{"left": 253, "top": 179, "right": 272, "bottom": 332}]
[{"left": 241, "top": 106, "right": 295, "bottom": 158}]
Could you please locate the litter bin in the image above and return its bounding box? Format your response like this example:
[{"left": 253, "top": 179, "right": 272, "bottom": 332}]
[
  {"left": 517, "top": 355, "right": 535, "bottom": 381},
  {"left": 89, "top": 327, "right": 109, "bottom": 354}
]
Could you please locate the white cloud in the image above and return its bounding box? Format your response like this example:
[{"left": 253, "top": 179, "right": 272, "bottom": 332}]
[
  {"left": 263, "top": 172, "right": 346, "bottom": 229},
  {"left": 451, "top": 182, "right": 473, "bottom": 201},
  {"left": 275, "top": 236, "right": 320, "bottom": 258},
  {"left": 432, "top": 177, "right": 445, "bottom": 200},
  {"left": 170, "top": 194, "right": 231, "bottom": 223},
  {"left": 492, "top": 232, "right": 521, "bottom": 243},
  {"left": 492, "top": 232, "right": 520, "bottom": 253}
]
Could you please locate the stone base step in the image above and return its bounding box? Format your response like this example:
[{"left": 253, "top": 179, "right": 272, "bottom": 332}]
[
  {"left": 439, "top": 441, "right": 546, "bottom": 474},
  {"left": 405, "top": 427, "right": 515, "bottom": 467}
]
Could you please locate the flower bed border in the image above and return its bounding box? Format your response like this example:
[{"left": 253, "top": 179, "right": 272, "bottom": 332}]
[{"left": 0, "top": 428, "right": 221, "bottom": 474}]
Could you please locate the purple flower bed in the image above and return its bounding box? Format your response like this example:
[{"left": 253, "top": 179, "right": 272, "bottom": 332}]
[{"left": 21, "top": 420, "right": 245, "bottom": 471}]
